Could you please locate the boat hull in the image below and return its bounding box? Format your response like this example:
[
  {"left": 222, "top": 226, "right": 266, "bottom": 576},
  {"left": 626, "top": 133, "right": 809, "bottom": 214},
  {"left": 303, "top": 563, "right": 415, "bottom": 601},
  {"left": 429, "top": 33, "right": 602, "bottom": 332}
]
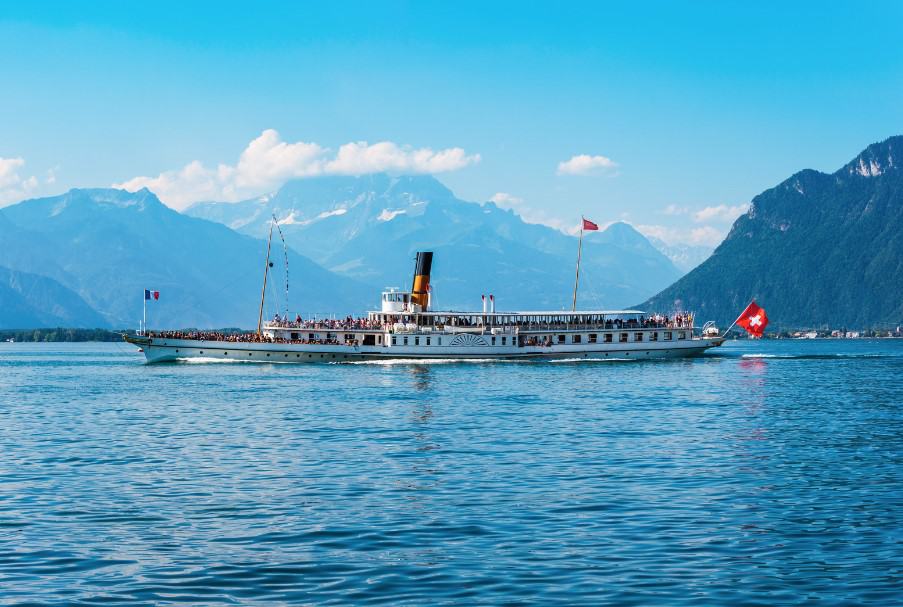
[{"left": 125, "top": 335, "right": 724, "bottom": 364}]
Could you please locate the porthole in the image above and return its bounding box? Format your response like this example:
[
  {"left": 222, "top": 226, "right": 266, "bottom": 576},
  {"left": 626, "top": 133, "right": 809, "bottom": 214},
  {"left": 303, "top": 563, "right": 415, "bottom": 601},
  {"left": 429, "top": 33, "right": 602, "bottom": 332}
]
[
  {"left": 284, "top": 354, "right": 288, "bottom": 357},
  {"left": 176, "top": 349, "right": 179, "bottom": 353},
  {"left": 224, "top": 352, "right": 228, "bottom": 355},
  {"left": 200, "top": 351, "right": 204, "bottom": 354},
  {"left": 248, "top": 353, "right": 252, "bottom": 356},
  {"left": 266, "top": 353, "right": 270, "bottom": 357},
  {"left": 296, "top": 354, "right": 300, "bottom": 358}
]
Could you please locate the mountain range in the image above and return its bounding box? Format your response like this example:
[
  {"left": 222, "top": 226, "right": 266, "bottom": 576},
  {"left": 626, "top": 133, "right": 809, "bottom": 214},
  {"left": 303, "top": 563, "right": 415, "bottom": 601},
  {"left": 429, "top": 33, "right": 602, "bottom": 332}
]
[
  {"left": 641, "top": 135, "right": 903, "bottom": 329},
  {"left": 0, "top": 179, "right": 682, "bottom": 329},
  {"left": 0, "top": 188, "right": 368, "bottom": 329},
  {"left": 187, "top": 174, "right": 682, "bottom": 312}
]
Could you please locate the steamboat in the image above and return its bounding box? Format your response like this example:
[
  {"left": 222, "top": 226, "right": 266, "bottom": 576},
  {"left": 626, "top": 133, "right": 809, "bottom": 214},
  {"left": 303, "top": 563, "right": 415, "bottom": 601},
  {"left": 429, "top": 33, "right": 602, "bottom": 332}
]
[{"left": 126, "top": 249, "right": 725, "bottom": 363}]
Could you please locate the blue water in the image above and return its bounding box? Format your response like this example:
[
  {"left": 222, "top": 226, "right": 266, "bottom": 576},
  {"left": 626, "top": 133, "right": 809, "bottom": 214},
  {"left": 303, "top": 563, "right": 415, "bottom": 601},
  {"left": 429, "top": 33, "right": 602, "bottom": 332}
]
[{"left": 0, "top": 340, "right": 901, "bottom": 605}]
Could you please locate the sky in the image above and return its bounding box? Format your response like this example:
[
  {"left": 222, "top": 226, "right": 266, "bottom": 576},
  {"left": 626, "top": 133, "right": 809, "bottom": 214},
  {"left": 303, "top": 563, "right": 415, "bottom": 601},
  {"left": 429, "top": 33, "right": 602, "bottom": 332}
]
[{"left": 1, "top": 1, "right": 901, "bottom": 246}]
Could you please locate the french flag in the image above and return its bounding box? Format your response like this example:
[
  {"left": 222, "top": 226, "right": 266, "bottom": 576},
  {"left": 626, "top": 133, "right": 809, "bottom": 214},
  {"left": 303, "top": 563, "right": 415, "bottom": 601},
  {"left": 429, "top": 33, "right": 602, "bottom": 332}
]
[{"left": 144, "top": 289, "right": 160, "bottom": 301}]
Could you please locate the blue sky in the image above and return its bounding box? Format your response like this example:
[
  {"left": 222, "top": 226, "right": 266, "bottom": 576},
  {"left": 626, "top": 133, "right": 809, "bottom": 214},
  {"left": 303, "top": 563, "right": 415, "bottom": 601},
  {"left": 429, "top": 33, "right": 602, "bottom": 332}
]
[{"left": 1, "top": 2, "right": 901, "bottom": 245}]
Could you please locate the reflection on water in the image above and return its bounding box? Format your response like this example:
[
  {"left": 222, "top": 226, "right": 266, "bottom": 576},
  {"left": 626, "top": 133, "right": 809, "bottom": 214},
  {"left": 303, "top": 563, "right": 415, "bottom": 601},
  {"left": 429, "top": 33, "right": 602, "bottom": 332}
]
[{"left": 0, "top": 340, "right": 900, "bottom": 605}]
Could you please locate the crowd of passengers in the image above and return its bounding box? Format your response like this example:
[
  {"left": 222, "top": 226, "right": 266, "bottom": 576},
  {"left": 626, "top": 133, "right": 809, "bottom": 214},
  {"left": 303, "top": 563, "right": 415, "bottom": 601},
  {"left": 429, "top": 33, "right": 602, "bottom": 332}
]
[
  {"left": 147, "top": 330, "right": 355, "bottom": 346},
  {"left": 148, "top": 312, "right": 694, "bottom": 345},
  {"left": 266, "top": 314, "right": 383, "bottom": 330}
]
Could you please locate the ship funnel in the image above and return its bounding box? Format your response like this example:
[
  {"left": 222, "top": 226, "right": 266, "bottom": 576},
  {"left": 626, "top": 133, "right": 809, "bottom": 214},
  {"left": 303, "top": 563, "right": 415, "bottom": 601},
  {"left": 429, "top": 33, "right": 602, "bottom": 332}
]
[
  {"left": 490, "top": 294, "right": 495, "bottom": 314},
  {"left": 410, "top": 252, "right": 433, "bottom": 310},
  {"left": 482, "top": 294, "right": 487, "bottom": 314}
]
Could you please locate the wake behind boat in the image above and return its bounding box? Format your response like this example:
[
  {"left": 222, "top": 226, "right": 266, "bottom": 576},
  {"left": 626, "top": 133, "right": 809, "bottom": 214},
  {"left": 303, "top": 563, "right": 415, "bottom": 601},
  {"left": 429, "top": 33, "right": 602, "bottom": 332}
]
[{"left": 126, "top": 247, "right": 727, "bottom": 363}]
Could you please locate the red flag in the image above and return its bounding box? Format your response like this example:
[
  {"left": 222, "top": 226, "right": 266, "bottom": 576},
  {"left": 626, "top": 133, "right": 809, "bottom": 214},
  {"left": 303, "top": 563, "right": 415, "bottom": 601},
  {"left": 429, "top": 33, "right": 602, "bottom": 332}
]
[
  {"left": 735, "top": 300, "right": 768, "bottom": 337},
  {"left": 582, "top": 218, "right": 599, "bottom": 231},
  {"left": 153, "top": 291, "right": 160, "bottom": 301}
]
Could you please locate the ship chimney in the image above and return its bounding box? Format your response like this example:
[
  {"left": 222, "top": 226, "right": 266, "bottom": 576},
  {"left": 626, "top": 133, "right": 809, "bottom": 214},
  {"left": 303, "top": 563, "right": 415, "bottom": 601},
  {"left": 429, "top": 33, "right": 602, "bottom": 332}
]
[
  {"left": 490, "top": 294, "right": 495, "bottom": 314},
  {"left": 410, "top": 251, "right": 433, "bottom": 310},
  {"left": 482, "top": 294, "right": 487, "bottom": 314}
]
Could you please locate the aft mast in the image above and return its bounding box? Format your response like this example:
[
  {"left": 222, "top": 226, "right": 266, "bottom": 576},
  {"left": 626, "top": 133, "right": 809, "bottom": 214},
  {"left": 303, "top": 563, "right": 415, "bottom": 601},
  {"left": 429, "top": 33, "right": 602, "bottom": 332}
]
[{"left": 572, "top": 217, "right": 584, "bottom": 311}]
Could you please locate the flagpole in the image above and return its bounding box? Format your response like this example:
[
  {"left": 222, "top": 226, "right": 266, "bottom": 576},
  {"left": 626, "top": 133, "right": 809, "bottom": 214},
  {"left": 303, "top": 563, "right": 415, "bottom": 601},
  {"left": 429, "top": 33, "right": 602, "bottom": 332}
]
[
  {"left": 572, "top": 218, "right": 584, "bottom": 312},
  {"left": 143, "top": 290, "right": 147, "bottom": 336},
  {"left": 257, "top": 220, "right": 275, "bottom": 336},
  {"left": 721, "top": 302, "right": 751, "bottom": 337}
]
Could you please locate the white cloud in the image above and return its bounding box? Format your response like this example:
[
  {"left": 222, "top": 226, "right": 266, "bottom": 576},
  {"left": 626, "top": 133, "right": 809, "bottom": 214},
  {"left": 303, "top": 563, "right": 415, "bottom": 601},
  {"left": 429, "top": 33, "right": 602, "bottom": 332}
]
[
  {"left": 489, "top": 192, "right": 524, "bottom": 208},
  {"left": 0, "top": 157, "right": 41, "bottom": 206},
  {"left": 326, "top": 141, "right": 479, "bottom": 175},
  {"left": 636, "top": 223, "right": 726, "bottom": 247},
  {"left": 662, "top": 204, "right": 689, "bottom": 216},
  {"left": 556, "top": 154, "right": 618, "bottom": 176},
  {"left": 114, "top": 129, "right": 481, "bottom": 210},
  {"left": 693, "top": 203, "right": 749, "bottom": 223}
]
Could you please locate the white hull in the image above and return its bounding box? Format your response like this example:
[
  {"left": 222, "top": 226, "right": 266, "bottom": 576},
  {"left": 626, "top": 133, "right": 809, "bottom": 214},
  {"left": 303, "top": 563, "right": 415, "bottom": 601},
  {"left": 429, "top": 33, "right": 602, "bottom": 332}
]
[{"left": 126, "top": 335, "right": 724, "bottom": 364}]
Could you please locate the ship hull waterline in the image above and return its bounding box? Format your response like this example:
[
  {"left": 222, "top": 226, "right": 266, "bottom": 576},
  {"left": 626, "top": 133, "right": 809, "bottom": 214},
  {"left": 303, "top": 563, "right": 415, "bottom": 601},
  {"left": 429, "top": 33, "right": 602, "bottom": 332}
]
[{"left": 125, "top": 335, "right": 725, "bottom": 364}]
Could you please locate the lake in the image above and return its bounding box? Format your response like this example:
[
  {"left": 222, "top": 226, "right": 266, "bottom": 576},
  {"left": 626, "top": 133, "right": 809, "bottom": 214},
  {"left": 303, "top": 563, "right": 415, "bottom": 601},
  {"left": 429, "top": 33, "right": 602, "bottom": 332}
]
[{"left": 0, "top": 339, "right": 900, "bottom": 605}]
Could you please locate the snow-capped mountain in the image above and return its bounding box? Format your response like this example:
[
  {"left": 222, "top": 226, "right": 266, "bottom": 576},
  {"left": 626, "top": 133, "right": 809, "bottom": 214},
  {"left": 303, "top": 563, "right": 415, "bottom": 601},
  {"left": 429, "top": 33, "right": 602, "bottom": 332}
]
[{"left": 187, "top": 174, "right": 683, "bottom": 311}]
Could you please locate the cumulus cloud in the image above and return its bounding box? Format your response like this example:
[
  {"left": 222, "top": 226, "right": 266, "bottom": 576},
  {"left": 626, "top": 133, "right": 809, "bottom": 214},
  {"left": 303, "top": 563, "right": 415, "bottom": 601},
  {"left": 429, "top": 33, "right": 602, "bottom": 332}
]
[
  {"left": 662, "top": 204, "right": 689, "bottom": 216},
  {"left": 489, "top": 192, "right": 524, "bottom": 208},
  {"left": 115, "top": 129, "right": 481, "bottom": 210},
  {"left": 636, "top": 223, "right": 726, "bottom": 247},
  {"left": 0, "top": 157, "right": 41, "bottom": 206},
  {"left": 556, "top": 154, "right": 618, "bottom": 176},
  {"left": 693, "top": 203, "right": 749, "bottom": 223}
]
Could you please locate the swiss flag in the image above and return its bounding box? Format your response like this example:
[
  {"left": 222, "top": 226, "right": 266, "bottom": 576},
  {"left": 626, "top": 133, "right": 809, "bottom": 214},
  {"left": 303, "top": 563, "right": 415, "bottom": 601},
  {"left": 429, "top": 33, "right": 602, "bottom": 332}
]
[
  {"left": 735, "top": 300, "right": 768, "bottom": 337},
  {"left": 582, "top": 218, "right": 599, "bottom": 231}
]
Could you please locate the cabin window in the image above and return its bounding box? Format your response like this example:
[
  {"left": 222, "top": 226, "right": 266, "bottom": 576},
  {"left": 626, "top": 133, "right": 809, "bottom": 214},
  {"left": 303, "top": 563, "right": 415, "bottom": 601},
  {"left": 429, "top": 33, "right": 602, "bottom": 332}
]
[
  {"left": 501, "top": 336, "right": 506, "bottom": 345},
  {"left": 308, "top": 333, "right": 314, "bottom": 340},
  {"left": 604, "top": 333, "right": 613, "bottom": 343},
  {"left": 291, "top": 332, "right": 298, "bottom": 340},
  {"left": 491, "top": 337, "right": 496, "bottom": 345},
  {"left": 589, "top": 334, "right": 597, "bottom": 343},
  {"left": 619, "top": 333, "right": 628, "bottom": 343},
  {"left": 437, "top": 337, "right": 442, "bottom": 345},
  {"left": 392, "top": 336, "right": 397, "bottom": 345},
  {"left": 635, "top": 332, "right": 643, "bottom": 342},
  {"left": 404, "top": 336, "right": 409, "bottom": 345},
  {"left": 363, "top": 335, "right": 376, "bottom": 346},
  {"left": 664, "top": 332, "right": 672, "bottom": 341},
  {"left": 426, "top": 336, "right": 431, "bottom": 345},
  {"left": 415, "top": 336, "right": 420, "bottom": 346},
  {"left": 679, "top": 332, "right": 686, "bottom": 340},
  {"left": 558, "top": 335, "right": 566, "bottom": 344},
  {"left": 573, "top": 334, "right": 582, "bottom": 344},
  {"left": 650, "top": 332, "right": 658, "bottom": 341}
]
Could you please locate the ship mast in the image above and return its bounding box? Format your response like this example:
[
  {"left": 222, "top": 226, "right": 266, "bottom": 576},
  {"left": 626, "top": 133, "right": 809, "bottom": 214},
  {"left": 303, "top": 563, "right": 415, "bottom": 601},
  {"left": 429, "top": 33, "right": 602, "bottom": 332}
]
[
  {"left": 256, "top": 219, "right": 275, "bottom": 336},
  {"left": 572, "top": 217, "right": 585, "bottom": 312}
]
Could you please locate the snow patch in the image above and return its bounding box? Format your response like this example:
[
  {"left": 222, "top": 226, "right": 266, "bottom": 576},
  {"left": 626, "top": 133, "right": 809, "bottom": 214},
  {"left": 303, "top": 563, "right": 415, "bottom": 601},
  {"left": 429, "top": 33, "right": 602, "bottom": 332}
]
[
  {"left": 855, "top": 157, "right": 883, "bottom": 177},
  {"left": 277, "top": 207, "right": 347, "bottom": 226},
  {"left": 378, "top": 208, "right": 406, "bottom": 222}
]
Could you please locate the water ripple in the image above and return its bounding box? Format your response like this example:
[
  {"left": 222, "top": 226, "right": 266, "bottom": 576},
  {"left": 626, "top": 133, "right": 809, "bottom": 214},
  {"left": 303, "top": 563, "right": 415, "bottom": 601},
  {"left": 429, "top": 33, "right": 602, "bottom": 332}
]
[{"left": 0, "top": 340, "right": 900, "bottom": 605}]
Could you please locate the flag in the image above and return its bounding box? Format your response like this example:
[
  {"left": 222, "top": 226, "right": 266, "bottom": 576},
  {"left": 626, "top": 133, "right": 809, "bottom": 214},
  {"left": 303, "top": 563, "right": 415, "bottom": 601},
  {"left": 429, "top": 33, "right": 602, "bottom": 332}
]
[
  {"left": 153, "top": 291, "right": 159, "bottom": 301},
  {"left": 582, "top": 218, "right": 599, "bottom": 231},
  {"left": 735, "top": 300, "right": 768, "bottom": 337},
  {"left": 145, "top": 289, "right": 160, "bottom": 301}
]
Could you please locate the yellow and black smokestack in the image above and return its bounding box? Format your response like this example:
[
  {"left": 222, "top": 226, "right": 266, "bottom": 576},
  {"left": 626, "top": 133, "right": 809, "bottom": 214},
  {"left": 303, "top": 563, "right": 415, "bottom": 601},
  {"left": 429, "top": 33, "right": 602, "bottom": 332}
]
[{"left": 410, "top": 251, "right": 433, "bottom": 310}]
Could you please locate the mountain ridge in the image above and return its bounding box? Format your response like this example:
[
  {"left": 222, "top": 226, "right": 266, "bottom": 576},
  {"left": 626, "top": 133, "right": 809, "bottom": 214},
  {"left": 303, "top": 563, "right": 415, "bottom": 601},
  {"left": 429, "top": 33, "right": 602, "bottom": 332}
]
[
  {"left": 187, "top": 174, "right": 683, "bottom": 311},
  {"left": 640, "top": 135, "right": 903, "bottom": 329}
]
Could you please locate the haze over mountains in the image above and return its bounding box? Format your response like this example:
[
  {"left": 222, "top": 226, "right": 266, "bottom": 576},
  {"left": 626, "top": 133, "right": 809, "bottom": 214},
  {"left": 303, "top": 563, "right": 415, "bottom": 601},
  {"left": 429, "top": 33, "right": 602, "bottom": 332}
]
[
  {"left": 642, "top": 135, "right": 903, "bottom": 329},
  {"left": 187, "top": 174, "right": 682, "bottom": 312},
  {"left": 0, "top": 178, "right": 682, "bottom": 329},
  {"left": 0, "top": 189, "right": 368, "bottom": 328},
  {"left": 3, "top": 135, "right": 901, "bottom": 331}
]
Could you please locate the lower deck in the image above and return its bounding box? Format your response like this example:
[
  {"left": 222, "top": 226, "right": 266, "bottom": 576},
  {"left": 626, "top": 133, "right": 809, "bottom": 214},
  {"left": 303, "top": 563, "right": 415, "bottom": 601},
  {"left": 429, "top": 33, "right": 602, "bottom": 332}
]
[{"left": 128, "top": 333, "right": 723, "bottom": 363}]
